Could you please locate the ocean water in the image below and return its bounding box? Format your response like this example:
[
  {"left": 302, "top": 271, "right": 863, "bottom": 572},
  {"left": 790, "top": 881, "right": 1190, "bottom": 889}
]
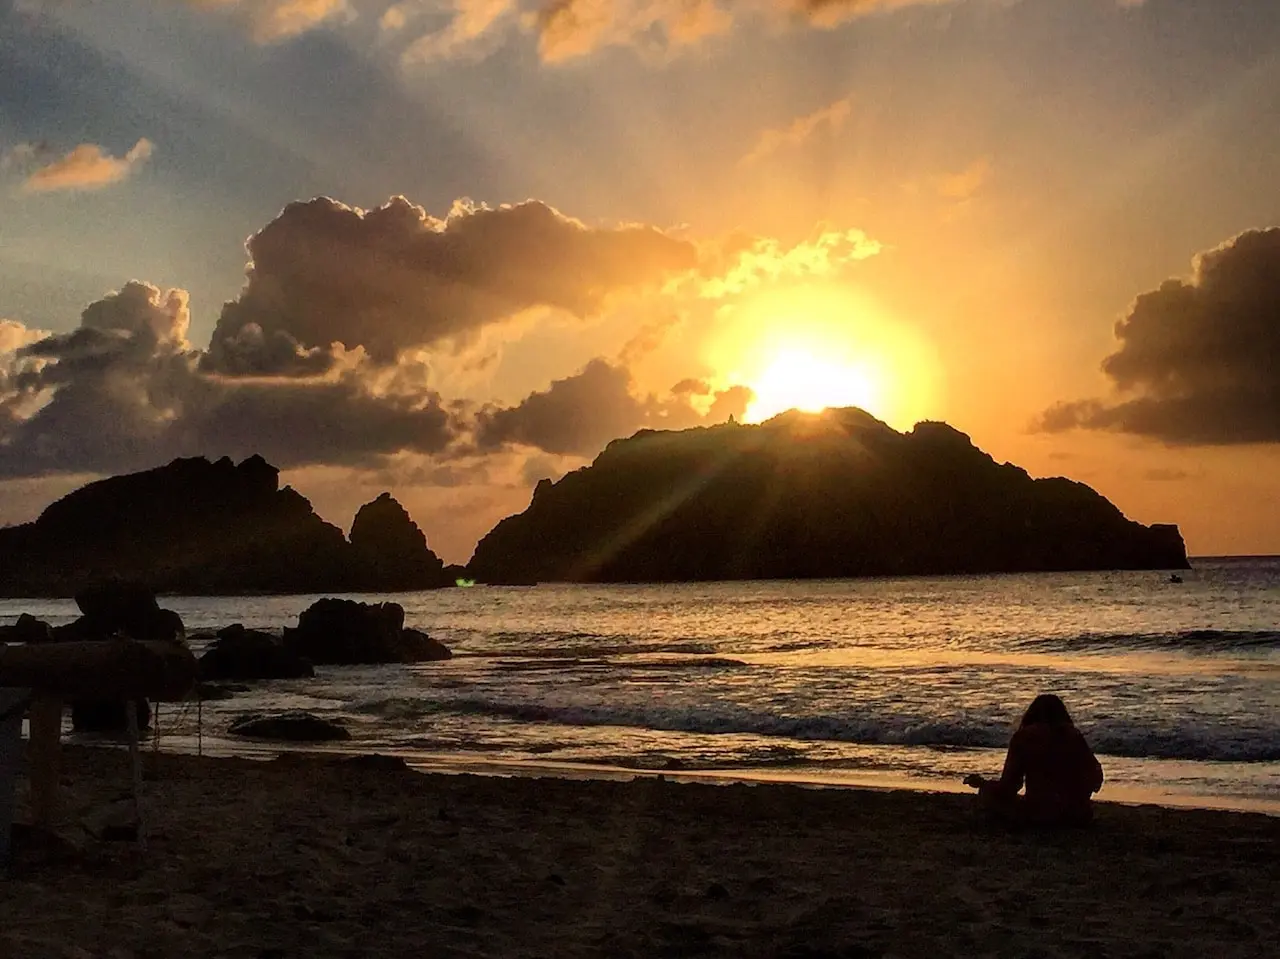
[{"left": 3, "top": 557, "right": 1278, "bottom": 814}]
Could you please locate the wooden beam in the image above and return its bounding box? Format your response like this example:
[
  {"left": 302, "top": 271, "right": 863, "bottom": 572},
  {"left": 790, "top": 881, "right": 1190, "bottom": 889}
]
[{"left": 0, "top": 639, "right": 197, "bottom": 701}]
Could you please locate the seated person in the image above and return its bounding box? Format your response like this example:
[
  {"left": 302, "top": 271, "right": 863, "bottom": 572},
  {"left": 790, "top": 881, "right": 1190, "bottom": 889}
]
[{"left": 964, "top": 693, "right": 1104, "bottom": 827}]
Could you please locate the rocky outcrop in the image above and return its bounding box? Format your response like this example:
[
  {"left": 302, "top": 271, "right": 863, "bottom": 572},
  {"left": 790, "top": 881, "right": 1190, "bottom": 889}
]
[
  {"left": 228, "top": 711, "right": 350, "bottom": 742},
  {"left": 197, "top": 625, "right": 315, "bottom": 681},
  {"left": 350, "top": 493, "right": 449, "bottom": 591},
  {"left": 0, "top": 457, "right": 451, "bottom": 596},
  {"left": 282, "top": 599, "right": 452, "bottom": 665},
  {"left": 467, "top": 408, "right": 1191, "bottom": 584}
]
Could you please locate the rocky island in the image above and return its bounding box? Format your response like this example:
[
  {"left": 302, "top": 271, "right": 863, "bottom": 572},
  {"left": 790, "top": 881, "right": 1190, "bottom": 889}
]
[
  {"left": 0, "top": 455, "right": 450, "bottom": 596},
  {"left": 468, "top": 408, "right": 1189, "bottom": 583}
]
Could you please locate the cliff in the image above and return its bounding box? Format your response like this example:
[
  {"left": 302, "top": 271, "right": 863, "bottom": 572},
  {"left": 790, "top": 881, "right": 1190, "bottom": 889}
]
[
  {"left": 467, "top": 409, "right": 1190, "bottom": 584},
  {"left": 0, "top": 456, "right": 451, "bottom": 596}
]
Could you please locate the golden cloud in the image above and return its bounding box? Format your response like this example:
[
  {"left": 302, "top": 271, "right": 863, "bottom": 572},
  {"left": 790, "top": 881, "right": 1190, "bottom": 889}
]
[
  {"left": 20, "top": 139, "right": 154, "bottom": 193},
  {"left": 740, "top": 95, "right": 854, "bottom": 167},
  {"left": 186, "top": 0, "right": 348, "bottom": 43}
]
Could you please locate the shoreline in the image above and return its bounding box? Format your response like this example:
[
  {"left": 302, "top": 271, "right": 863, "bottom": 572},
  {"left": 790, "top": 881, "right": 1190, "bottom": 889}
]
[
  {"left": 58, "top": 736, "right": 1280, "bottom": 818},
  {"left": 2, "top": 746, "right": 1276, "bottom": 958}
]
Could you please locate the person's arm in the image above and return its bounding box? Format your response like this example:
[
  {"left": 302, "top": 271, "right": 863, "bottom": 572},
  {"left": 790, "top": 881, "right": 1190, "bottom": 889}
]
[
  {"left": 994, "top": 730, "right": 1027, "bottom": 796},
  {"left": 965, "top": 731, "right": 1027, "bottom": 794},
  {"left": 1087, "top": 749, "right": 1104, "bottom": 794}
]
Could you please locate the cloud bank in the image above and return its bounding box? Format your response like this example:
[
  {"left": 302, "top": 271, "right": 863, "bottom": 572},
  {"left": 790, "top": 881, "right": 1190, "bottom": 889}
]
[
  {"left": 1040, "top": 228, "right": 1280, "bottom": 445},
  {"left": 206, "top": 196, "right": 697, "bottom": 374}
]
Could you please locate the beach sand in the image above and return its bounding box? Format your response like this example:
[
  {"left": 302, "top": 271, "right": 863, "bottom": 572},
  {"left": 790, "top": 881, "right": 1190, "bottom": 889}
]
[{"left": 1, "top": 747, "right": 1276, "bottom": 958}]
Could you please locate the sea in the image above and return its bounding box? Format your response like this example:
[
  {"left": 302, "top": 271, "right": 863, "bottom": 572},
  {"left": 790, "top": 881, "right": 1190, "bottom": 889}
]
[{"left": 3, "top": 557, "right": 1278, "bottom": 815}]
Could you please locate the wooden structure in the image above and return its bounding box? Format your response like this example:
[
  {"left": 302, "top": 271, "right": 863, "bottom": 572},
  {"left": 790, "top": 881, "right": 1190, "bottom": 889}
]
[{"left": 0, "top": 638, "right": 197, "bottom": 833}]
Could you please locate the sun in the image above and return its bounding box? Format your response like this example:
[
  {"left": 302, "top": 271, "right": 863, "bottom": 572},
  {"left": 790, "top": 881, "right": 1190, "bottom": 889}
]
[
  {"left": 706, "top": 283, "right": 940, "bottom": 430},
  {"left": 746, "top": 348, "right": 883, "bottom": 423}
]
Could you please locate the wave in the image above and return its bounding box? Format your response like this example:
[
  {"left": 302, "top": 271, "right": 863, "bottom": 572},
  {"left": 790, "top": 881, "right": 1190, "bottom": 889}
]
[
  {"left": 1022, "top": 629, "right": 1280, "bottom": 654},
  {"left": 455, "top": 640, "right": 720, "bottom": 658},
  {"left": 477, "top": 656, "right": 748, "bottom": 674},
  {"left": 351, "top": 696, "right": 1280, "bottom": 763}
]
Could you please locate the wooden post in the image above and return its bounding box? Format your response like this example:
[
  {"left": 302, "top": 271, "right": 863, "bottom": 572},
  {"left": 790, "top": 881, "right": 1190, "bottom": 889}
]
[
  {"left": 28, "top": 695, "right": 63, "bottom": 829},
  {"left": 126, "top": 700, "right": 146, "bottom": 851}
]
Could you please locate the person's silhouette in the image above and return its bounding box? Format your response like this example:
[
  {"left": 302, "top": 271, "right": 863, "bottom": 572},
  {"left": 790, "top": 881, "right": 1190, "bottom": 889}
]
[{"left": 964, "top": 694, "right": 1104, "bottom": 827}]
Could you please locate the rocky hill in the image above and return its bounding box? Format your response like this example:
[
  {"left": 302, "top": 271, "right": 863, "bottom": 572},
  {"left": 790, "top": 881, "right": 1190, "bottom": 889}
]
[
  {"left": 467, "top": 409, "right": 1189, "bottom": 584},
  {"left": 0, "top": 456, "right": 451, "bottom": 596}
]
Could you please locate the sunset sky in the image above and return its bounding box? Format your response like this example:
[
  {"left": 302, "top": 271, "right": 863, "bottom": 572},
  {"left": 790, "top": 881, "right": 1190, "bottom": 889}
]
[{"left": 2, "top": 0, "right": 1279, "bottom": 563}]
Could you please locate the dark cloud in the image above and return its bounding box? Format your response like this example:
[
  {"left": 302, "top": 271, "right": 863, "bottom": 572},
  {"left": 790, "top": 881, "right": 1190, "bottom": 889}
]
[
  {"left": 205, "top": 195, "right": 697, "bottom": 374},
  {"left": 1040, "top": 228, "right": 1280, "bottom": 445},
  {"left": 0, "top": 281, "right": 458, "bottom": 478},
  {"left": 0, "top": 192, "right": 765, "bottom": 484},
  {"left": 476, "top": 358, "right": 753, "bottom": 457},
  {"left": 672, "top": 378, "right": 711, "bottom": 395}
]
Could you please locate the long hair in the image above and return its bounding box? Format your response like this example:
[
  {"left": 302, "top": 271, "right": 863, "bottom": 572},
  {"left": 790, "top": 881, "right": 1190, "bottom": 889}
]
[{"left": 1019, "top": 693, "right": 1073, "bottom": 729}]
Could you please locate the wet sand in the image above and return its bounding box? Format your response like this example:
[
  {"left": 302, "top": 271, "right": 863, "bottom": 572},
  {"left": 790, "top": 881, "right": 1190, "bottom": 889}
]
[{"left": 2, "top": 746, "right": 1276, "bottom": 958}]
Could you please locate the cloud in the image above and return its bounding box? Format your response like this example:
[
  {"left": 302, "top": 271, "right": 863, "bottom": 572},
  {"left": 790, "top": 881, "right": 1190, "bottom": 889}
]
[
  {"left": 671, "top": 377, "right": 711, "bottom": 395},
  {"left": 16, "top": 139, "right": 153, "bottom": 193},
  {"left": 532, "top": 0, "right": 733, "bottom": 63},
  {"left": 475, "top": 358, "right": 752, "bottom": 455},
  {"left": 0, "top": 281, "right": 459, "bottom": 478},
  {"left": 206, "top": 195, "right": 697, "bottom": 374},
  {"left": 169, "top": 0, "right": 1145, "bottom": 62},
  {"left": 185, "top": 0, "right": 349, "bottom": 42},
  {"left": 933, "top": 157, "right": 990, "bottom": 201},
  {"left": 740, "top": 95, "right": 853, "bottom": 167},
  {"left": 400, "top": 0, "right": 518, "bottom": 60},
  {"left": 0, "top": 319, "right": 49, "bottom": 356},
  {"left": 1039, "top": 228, "right": 1280, "bottom": 445},
  {"left": 693, "top": 227, "right": 882, "bottom": 298}
]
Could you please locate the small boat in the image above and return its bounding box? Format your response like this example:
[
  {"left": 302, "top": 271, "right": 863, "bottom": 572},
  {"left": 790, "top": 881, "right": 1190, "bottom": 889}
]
[{"left": 1168, "top": 574, "right": 1183, "bottom": 584}]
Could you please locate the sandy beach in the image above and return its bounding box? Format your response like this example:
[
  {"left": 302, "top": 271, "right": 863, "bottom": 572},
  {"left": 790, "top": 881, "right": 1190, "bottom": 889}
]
[{"left": 0, "top": 747, "right": 1275, "bottom": 958}]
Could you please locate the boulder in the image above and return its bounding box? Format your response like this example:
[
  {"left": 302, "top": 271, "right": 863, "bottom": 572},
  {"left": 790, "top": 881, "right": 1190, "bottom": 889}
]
[
  {"left": 283, "top": 599, "right": 404, "bottom": 665},
  {"left": 282, "top": 599, "right": 453, "bottom": 665},
  {"left": 198, "top": 624, "right": 314, "bottom": 681},
  {"left": 400, "top": 627, "right": 452, "bottom": 662},
  {"left": 71, "top": 698, "right": 151, "bottom": 733},
  {"left": 228, "top": 711, "right": 350, "bottom": 742},
  {"left": 0, "top": 613, "right": 53, "bottom": 644}
]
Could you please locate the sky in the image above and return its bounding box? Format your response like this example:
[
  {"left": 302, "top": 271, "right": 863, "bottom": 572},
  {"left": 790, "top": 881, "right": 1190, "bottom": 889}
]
[{"left": 1, "top": 0, "right": 1279, "bottom": 563}]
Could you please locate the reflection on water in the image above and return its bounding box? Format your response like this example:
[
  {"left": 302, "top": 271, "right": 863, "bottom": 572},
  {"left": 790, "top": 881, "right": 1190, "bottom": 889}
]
[{"left": 4, "top": 558, "right": 1278, "bottom": 812}]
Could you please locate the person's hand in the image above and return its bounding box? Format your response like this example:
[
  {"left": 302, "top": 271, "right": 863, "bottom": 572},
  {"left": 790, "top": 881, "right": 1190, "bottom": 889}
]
[{"left": 963, "top": 774, "right": 984, "bottom": 789}]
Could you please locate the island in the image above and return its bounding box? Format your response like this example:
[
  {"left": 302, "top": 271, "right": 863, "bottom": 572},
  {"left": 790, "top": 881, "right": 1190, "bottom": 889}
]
[
  {"left": 467, "top": 408, "right": 1189, "bottom": 583},
  {"left": 0, "top": 455, "right": 450, "bottom": 597}
]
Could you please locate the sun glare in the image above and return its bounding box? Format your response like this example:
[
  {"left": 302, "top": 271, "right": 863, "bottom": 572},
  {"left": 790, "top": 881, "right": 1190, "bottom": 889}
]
[
  {"left": 708, "top": 284, "right": 941, "bottom": 430},
  {"left": 746, "top": 349, "right": 882, "bottom": 423}
]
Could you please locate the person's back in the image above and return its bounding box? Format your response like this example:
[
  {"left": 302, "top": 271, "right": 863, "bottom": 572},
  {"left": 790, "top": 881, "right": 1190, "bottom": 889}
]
[
  {"left": 1006, "top": 721, "right": 1104, "bottom": 821},
  {"left": 966, "top": 693, "right": 1104, "bottom": 827}
]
